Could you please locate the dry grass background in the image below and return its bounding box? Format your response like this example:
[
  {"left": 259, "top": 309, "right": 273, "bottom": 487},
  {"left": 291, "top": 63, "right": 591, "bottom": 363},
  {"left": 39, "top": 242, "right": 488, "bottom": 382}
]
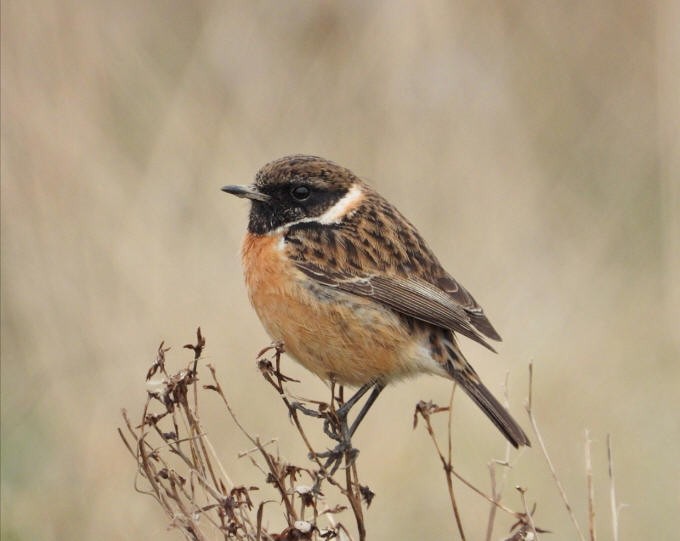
[{"left": 2, "top": 1, "right": 679, "bottom": 539}]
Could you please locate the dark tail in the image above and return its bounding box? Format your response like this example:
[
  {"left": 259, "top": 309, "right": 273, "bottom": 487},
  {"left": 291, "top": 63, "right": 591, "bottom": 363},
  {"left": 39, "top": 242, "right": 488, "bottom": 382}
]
[{"left": 445, "top": 349, "right": 530, "bottom": 448}]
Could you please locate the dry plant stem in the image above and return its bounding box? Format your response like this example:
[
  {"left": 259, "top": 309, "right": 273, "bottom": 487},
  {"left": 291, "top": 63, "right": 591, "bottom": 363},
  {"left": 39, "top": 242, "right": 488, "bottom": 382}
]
[
  {"left": 416, "top": 401, "right": 517, "bottom": 518},
  {"left": 517, "top": 488, "right": 540, "bottom": 541},
  {"left": 188, "top": 394, "right": 222, "bottom": 493},
  {"left": 260, "top": 347, "right": 347, "bottom": 474},
  {"left": 445, "top": 385, "right": 466, "bottom": 540},
  {"left": 126, "top": 333, "right": 373, "bottom": 540},
  {"left": 345, "top": 456, "right": 366, "bottom": 541},
  {"left": 418, "top": 400, "right": 466, "bottom": 539},
  {"left": 206, "top": 365, "right": 298, "bottom": 523},
  {"left": 182, "top": 329, "right": 226, "bottom": 502},
  {"left": 526, "top": 363, "right": 587, "bottom": 541},
  {"left": 256, "top": 346, "right": 367, "bottom": 539},
  {"left": 202, "top": 432, "right": 236, "bottom": 493},
  {"left": 485, "top": 452, "right": 513, "bottom": 541},
  {"left": 267, "top": 375, "right": 342, "bottom": 483},
  {"left": 128, "top": 363, "right": 266, "bottom": 537},
  {"left": 258, "top": 349, "right": 338, "bottom": 476},
  {"left": 607, "top": 434, "right": 620, "bottom": 541},
  {"left": 485, "top": 374, "right": 515, "bottom": 541},
  {"left": 220, "top": 346, "right": 371, "bottom": 540},
  {"left": 415, "top": 386, "right": 542, "bottom": 541},
  {"left": 585, "top": 430, "right": 596, "bottom": 541},
  {"left": 179, "top": 387, "right": 224, "bottom": 499},
  {"left": 119, "top": 412, "right": 159, "bottom": 501},
  {"left": 144, "top": 343, "right": 234, "bottom": 526},
  {"left": 168, "top": 464, "right": 229, "bottom": 537},
  {"left": 142, "top": 409, "right": 227, "bottom": 505},
  {"left": 485, "top": 464, "right": 498, "bottom": 541},
  {"left": 167, "top": 472, "right": 208, "bottom": 541},
  {"left": 121, "top": 414, "right": 162, "bottom": 502},
  {"left": 137, "top": 413, "right": 244, "bottom": 530},
  {"left": 128, "top": 424, "right": 215, "bottom": 540},
  {"left": 259, "top": 439, "right": 297, "bottom": 522},
  {"left": 127, "top": 333, "right": 558, "bottom": 541}
]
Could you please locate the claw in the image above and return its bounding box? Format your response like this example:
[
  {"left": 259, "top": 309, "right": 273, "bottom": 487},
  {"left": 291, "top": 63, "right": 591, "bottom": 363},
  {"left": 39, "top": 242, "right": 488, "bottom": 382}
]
[
  {"left": 296, "top": 383, "right": 386, "bottom": 477},
  {"left": 313, "top": 441, "right": 360, "bottom": 474},
  {"left": 322, "top": 419, "right": 343, "bottom": 442}
]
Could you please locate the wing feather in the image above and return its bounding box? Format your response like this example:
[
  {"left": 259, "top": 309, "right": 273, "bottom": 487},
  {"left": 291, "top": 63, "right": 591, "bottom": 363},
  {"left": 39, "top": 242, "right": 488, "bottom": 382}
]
[{"left": 295, "top": 261, "right": 497, "bottom": 352}]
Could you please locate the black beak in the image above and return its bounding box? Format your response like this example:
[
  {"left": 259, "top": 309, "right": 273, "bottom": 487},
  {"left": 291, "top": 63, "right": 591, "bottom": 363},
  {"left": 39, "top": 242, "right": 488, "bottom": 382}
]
[{"left": 221, "top": 184, "right": 271, "bottom": 202}]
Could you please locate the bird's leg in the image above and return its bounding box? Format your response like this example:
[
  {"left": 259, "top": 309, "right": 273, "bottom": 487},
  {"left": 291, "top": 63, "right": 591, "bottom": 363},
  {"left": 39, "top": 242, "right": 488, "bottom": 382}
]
[
  {"left": 315, "top": 382, "right": 386, "bottom": 474},
  {"left": 320, "top": 381, "right": 373, "bottom": 440},
  {"left": 336, "top": 382, "right": 376, "bottom": 418},
  {"left": 347, "top": 382, "right": 385, "bottom": 438}
]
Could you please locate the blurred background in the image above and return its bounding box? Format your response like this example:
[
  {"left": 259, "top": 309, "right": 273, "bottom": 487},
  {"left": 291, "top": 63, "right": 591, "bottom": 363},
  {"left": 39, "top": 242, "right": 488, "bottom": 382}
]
[{"left": 2, "top": 1, "right": 678, "bottom": 539}]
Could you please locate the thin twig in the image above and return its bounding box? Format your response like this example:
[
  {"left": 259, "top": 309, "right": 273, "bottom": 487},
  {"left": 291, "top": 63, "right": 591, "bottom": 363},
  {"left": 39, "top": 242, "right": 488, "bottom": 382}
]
[
  {"left": 414, "top": 399, "right": 518, "bottom": 518},
  {"left": 526, "top": 363, "right": 587, "bottom": 541},
  {"left": 516, "top": 487, "right": 540, "bottom": 541},
  {"left": 607, "top": 434, "right": 619, "bottom": 541},
  {"left": 585, "top": 429, "right": 596, "bottom": 541},
  {"left": 445, "top": 384, "right": 466, "bottom": 540},
  {"left": 485, "top": 372, "right": 516, "bottom": 541},
  {"left": 345, "top": 454, "right": 365, "bottom": 541},
  {"left": 485, "top": 463, "right": 498, "bottom": 541}
]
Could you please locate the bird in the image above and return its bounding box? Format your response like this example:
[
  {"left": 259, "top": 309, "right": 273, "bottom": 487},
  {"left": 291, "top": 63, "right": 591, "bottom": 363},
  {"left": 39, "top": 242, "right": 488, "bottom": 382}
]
[{"left": 222, "top": 154, "right": 530, "bottom": 452}]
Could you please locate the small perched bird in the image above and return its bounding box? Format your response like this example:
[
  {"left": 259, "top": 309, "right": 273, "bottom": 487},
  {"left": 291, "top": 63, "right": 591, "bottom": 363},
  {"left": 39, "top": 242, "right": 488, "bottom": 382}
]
[{"left": 222, "top": 155, "right": 529, "bottom": 448}]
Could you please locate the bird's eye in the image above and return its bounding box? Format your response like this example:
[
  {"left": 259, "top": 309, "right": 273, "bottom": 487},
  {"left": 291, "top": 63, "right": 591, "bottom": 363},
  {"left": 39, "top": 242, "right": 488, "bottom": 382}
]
[{"left": 290, "top": 185, "right": 311, "bottom": 201}]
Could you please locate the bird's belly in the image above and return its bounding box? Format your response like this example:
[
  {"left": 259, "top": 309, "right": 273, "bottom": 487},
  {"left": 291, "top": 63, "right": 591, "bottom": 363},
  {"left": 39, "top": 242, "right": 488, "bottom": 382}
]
[{"left": 242, "top": 233, "right": 434, "bottom": 386}]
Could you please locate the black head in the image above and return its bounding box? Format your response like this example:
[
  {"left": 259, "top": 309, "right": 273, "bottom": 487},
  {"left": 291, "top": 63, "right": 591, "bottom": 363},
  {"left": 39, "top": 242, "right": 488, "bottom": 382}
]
[{"left": 222, "top": 155, "right": 361, "bottom": 234}]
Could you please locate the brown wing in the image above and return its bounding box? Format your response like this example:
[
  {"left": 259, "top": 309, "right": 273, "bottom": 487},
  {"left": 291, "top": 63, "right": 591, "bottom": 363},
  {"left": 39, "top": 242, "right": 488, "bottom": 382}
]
[
  {"left": 294, "top": 260, "right": 497, "bottom": 352},
  {"left": 285, "top": 187, "right": 501, "bottom": 348},
  {"left": 435, "top": 275, "right": 501, "bottom": 341}
]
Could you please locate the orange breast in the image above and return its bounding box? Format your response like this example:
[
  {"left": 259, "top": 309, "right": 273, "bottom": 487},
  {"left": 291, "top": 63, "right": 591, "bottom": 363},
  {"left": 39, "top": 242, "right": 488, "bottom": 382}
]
[{"left": 241, "top": 232, "right": 431, "bottom": 386}]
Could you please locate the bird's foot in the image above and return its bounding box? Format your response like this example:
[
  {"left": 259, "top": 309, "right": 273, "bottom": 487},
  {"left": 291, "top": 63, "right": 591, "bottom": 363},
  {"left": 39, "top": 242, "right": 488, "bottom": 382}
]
[
  {"left": 289, "top": 401, "right": 325, "bottom": 419},
  {"left": 311, "top": 440, "right": 359, "bottom": 475}
]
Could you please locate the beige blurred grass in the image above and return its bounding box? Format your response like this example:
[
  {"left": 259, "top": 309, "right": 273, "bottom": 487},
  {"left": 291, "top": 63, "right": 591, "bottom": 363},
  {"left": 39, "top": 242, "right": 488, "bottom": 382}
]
[{"left": 2, "top": 1, "right": 678, "bottom": 539}]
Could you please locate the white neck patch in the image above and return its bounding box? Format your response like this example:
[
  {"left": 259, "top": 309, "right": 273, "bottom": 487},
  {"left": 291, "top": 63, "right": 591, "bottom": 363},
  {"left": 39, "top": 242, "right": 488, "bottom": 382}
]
[
  {"left": 274, "top": 184, "right": 364, "bottom": 234},
  {"left": 317, "top": 184, "right": 364, "bottom": 224}
]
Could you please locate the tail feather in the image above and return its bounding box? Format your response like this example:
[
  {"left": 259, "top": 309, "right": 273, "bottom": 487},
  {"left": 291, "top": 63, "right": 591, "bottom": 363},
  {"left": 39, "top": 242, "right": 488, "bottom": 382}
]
[
  {"left": 444, "top": 346, "right": 530, "bottom": 448},
  {"left": 454, "top": 371, "right": 530, "bottom": 448}
]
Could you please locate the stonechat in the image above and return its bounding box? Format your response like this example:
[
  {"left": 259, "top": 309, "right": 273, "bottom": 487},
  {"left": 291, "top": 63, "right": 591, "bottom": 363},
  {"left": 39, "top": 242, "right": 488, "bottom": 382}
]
[{"left": 222, "top": 155, "right": 529, "bottom": 448}]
